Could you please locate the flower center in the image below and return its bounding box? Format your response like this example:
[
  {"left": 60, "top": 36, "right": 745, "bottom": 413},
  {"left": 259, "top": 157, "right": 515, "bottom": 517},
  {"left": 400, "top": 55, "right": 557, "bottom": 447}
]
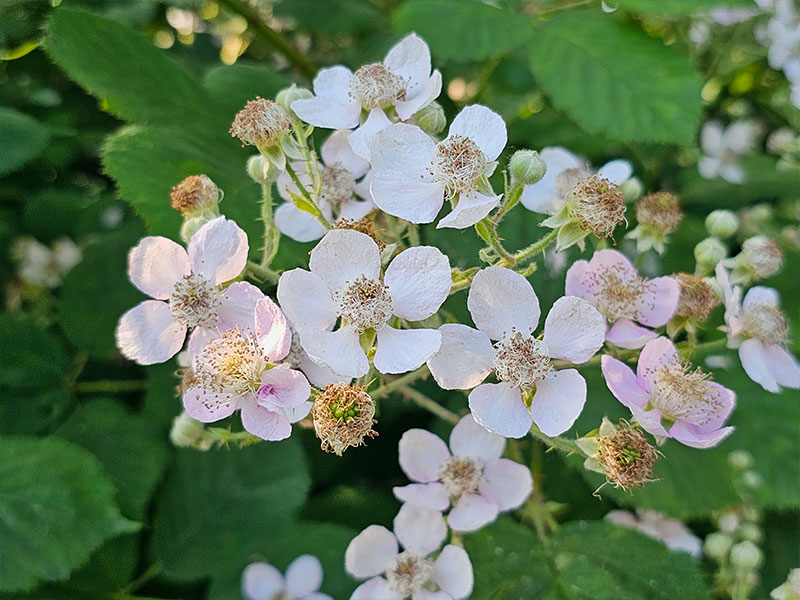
[
  {"left": 194, "top": 327, "right": 266, "bottom": 397},
  {"left": 349, "top": 63, "right": 406, "bottom": 109},
  {"left": 567, "top": 175, "right": 626, "bottom": 237},
  {"left": 429, "top": 134, "right": 486, "bottom": 195},
  {"left": 741, "top": 236, "right": 783, "bottom": 279},
  {"left": 493, "top": 331, "right": 552, "bottom": 388},
  {"left": 588, "top": 268, "right": 645, "bottom": 322},
  {"left": 229, "top": 97, "right": 291, "bottom": 148},
  {"left": 312, "top": 384, "right": 378, "bottom": 456},
  {"left": 385, "top": 552, "right": 433, "bottom": 597},
  {"left": 674, "top": 273, "right": 719, "bottom": 322},
  {"left": 335, "top": 274, "right": 393, "bottom": 333},
  {"left": 439, "top": 456, "right": 484, "bottom": 496},
  {"left": 596, "top": 425, "right": 659, "bottom": 490},
  {"left": 319, "top": 164, "right": 356, "bottom": 209},
  {"left": 740, "top": 304, "right": 788, "bottom": 344},
  {"left": 170, "top": 273, "right": 222, "bottom": 327},
  {"left": 636, "top": 192, "right": 683, "bottom": 234},
  {"left": 650, "top": 364, "right": 723, "bottom": 428}
]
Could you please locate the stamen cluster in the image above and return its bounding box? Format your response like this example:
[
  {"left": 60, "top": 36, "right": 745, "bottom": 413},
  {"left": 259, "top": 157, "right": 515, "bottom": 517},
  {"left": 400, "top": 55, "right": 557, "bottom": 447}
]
[
  {"left": 650, "top": 363, "right": 723, "bottom": 427},
  {"left": 438, "top": 456, "right": 483, "bottom": 496},
  {"left": 429, "top": 135, "right": 487, "bottom": 195},
  {"left": 492, "top": 331, "right": 552, "bottom": 388},
  {"left": 674, "top": 273, "right": 719, "bottom": 322},
  {"left": 596, "top": 422, "right": 660, "bottom": 490},
  {"left": 741, "top": 304, "right": 788, "bottom": 344},
  {"left": 567, "top": 175, "right": 626, "bottom": 237},
  {"left": 349, "top": 63, "right": 406, "bottom": 109},
  {"left": 385, "top": 552, "right": 433, "bottom": 597},
  {"left": 312, "top": 384, "right": 378, "bottom": 456},
  {"left": 169, "top": 273, "right": 221, "bottom": 327},
  {"left": 636, "top": 192, "right": 683, "bottom": 234},
  {"left": 194, "top": 327, "right": 266, "bottom": 397},
  {"left": 334, "top": 274, "right": 393, "bottom": 332}
]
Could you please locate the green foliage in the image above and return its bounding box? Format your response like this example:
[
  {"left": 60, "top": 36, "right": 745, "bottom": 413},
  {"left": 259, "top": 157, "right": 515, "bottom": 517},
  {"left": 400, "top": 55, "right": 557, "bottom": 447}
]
[
  {"left": 203, "top": 63, "right": 291, "bottom": 120},
  {"left": 616, "top": 0, "right": 754, "bottom": 15},
  {"left": 0, "top": 107, "right": 51, "bottom": 177},
  {"left": 274, "top": 0, "right": 383, "bottom": 35}
]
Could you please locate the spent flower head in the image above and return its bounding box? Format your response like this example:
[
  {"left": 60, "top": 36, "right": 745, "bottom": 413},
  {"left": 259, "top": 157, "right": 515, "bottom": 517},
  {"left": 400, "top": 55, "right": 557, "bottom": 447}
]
[
  {"left": 312, "top": 383, "right": 377, "bottom": 455},
  {"left": 627, "top": 192, "right": 683, "bottom": 254}
]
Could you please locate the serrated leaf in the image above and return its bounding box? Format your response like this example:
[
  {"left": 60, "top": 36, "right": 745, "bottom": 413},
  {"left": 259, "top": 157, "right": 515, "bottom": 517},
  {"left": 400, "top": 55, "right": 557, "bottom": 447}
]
[
  {"left": 0, "top": 107, "right": 51, "bottom": 177},
  {"left": 616, "top": 0, "right": 754, "bottom": 15},
  {"left": 393, "top": 0, "right": 533, "bottom": 61},
  {"left": 203, "top": 63, "right": 291, "bottom": 121},
  {"left": 528, "top": 11, "right": 702, "bottom": 144},
  {"left": 0, "top": 436, "right": 137, "bottom": 593}
]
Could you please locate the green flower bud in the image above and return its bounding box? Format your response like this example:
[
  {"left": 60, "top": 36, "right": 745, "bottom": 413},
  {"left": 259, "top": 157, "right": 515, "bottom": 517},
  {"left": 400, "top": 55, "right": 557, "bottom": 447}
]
[
  {"left": 246, "top": 154, "right": 278, "bottom": 184},
  {"left": 705, "top": 209, "right": 739, "bottom": 238},
  {"left": 620, "top": 177, "right": 643, "bottom": 204},
  {"left": 414, "top": 101, "right": 446, "bottom": 135},
  {"left": 276, "top": 84, "right": 313, "bottom": 112},
  {"left": 509, "top": 149, "right": 547, "bottom": 185},
  {"left": 169, "top": 411, "right": 205, "bottom": 448},
  {"left": 739, "top": 522, "right": 764, "bottom": 543},
  {"left": 704, "top": 532, "right": 734, "bottom": 561},
  {"left": 743, "top": 470, "right": 763, "bottom": 489},
  {"left": 694, "top": 237, "right": 727, "bottom": 270},
  {"left": 730, "top": 541, "right": 763, "bottom": 570},
  {"left": 728, "top": 449, "right": 753, "bottom": 471}
]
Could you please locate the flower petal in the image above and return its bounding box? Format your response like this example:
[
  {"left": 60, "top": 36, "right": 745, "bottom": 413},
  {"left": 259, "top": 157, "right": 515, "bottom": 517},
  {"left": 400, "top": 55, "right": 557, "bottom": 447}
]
[
  {"left": 217, "top": 281, "right": 263, "bottom": 331},
  {"left": 374, "top": 325, "right": 441, "bottom": 374},
  {"left": 600, "top": 355, "right": 649, "bottom": 410},
  {"left": 351, "top": 577, "right": 400, "bottom": 600},
  {"left": 116, "top": 300, "right": 186, "bottom": 365},
  {"left": 338, "top": 198, "right": 375, "bottom": 221},
  {"left": 298, "top": 350, "right": 350, "bottom": 388},
  {"left": 285, "top": 554, "right": 323, "bottom": 598},
  {"left": 240, "top": 396, "right": 292, "bottom": 441},
  {"left": 468, "top": 382, "right": 531, "bottom": 439},
  {"left": 542, "top": 296, "right": 606, "bottom": 364},
  {"left": 369, "top": 123, "right": 436, "bottom": 174},
  {"left": 254, "top": 296, "right": 292, "bottom": 362},
  {"left": 739, "top": 338, "right": 779, "bottom": 393},
  {"left": 393, "top": 503, "right": 447, "bottom": 554},
  {"left": 669, "top": 422, "right": 734, "bottom": 449},
  {"left": 398, "top": 428, "right": 450, "bottom": 483},
  {"left": 301, "top": 325, "right": 369, "bottom": 378},
  {"left": 433, "top": 545, "right": 473, "bottom": 600},
  {"left": 449, "top": 413, "right": 504, "bottom": 461},
  {"left": 383, "top": 33, "right": 432, "bottom": 95},
  {"left": 530, "top": 369, "right": 587, "bottom": 436},
  {"left": 742, "top": 286, "right": 781, "bottom": 310},
  {"left": 764, "top": 343, "right": 800, "bottom": 389},
  {"left": 395, "top": 70, "right": 442, "bottom": 121},
  {"left": 606, "top": 319, "right": 659, "bottom": 350},
  {"left": 437, "top": 190, "right": 501, "bottom": 230},
  {"left": 182, "top": 386, "right": 238, "bottom": 423},
  {"left": 257, "top": 366, "right": 311, "bottom": 411},
  {"left": 636, "top": 276, "right": 680, "bottom": 327},
  {"left": 345, "top": 525, "right": 399, "bottom": 579},
  {"left": 597, "top": 159, "right": 633, "bottom": 185},
  {"left": 370, "top": 170, "right": 445, "bottom": 224},
  {"left": 448, "top": 105, "right": 507, "bottom": 161},
  {"left": 277, "top": 269, "right": 339, "bottom": 331},
  {"left": 480, "top": 458, "right": 533, "bottom": 511},
  {"left": 519, "top": 146, "right": 584, "bottom": 215},
  {"left": 321, "top": 129, "right": 370, "bottom": 178},
  {"left": 241, "top": 562, "right": 285, "bottom": 600},
  {"left": 636, "top": 336, "right": 679, "bottom": 390},
  {"left": 468, "top": 266, "right": 540, "bottom": 339},
  {"left": 309, "top": 229, "right": 381, "bottom": 293},
  {"left": 188, "top": 217, "right": 249, "bottom": 284},
  {"left": 348, "top": 108, "right": 392, "bottom": 160},
  {"left": 447, "top": 493, "right": 499, "bottom": 532},
  {"left": 277, "top": 401, "right": 313, "bottom": 424},
  {"left": 275, "top": 202, "right": 328, "bottom": 243},
  {"left": 427, "top": 324, "right": 494, "bottom": 391},
  {"left": 128, "top": 236, "right": 190, "bottom": 299},
  {"left": 291, "top": 96, "right": 361, "bottom": 129},
  {"left": 385, "top": 246, "right": 451, "bottom": 321},
  {"left": 312, "top": 65, "right": 354, "bottom": 102},
  {"left": 393, "top": 482, "right": 450, "bottom": 511}
]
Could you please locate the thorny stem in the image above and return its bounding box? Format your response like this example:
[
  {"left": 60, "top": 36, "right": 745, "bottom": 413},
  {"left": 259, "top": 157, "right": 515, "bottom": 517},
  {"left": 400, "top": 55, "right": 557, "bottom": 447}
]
[
  {"left": 75, "top": 380, "right": 147, "bottom": 393},
  {"left": 259, "top": 182, "right": 280, "bottom": 268},
  {"left": 502, "top": 228, "right": 559, "bottom": 266},
  {"left": 246, "top": 260, "right": 280, "bottom": 284},
  {"left": 371, "top": 365, "right": 430, "bottom": 400},
  {"left": 285, "top": 162, "right": 332, "bottom": 229},
  {"left": 399, "top": 386, "right": 459, "bottom": 425},
  {"left": 529, "top": 424, "right": 581, "bottom": 454}
]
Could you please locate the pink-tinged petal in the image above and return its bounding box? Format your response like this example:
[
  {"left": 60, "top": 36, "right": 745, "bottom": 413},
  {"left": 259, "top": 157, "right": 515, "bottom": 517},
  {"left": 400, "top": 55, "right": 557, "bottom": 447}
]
[
  {"left": 311, "top": 65, "right": 354, "bottom": 102},
  {"left": 301, "top": 325, "right": 369, "bottom": 378},
  {"left": 374, "top": 326, "right": 441, "bottom": 374},
  {"left": 636, "top": 276, "right": 680, "bottom": 327},
  {"left": 597, "top": 159, "right": 633, "bottom": 185},
  {"left": 601, "top": 355, "right": 649, "bottom": 410},
  {"left": 449, "top": 413, "right": 504, "bottom": 461},
  {"left": 275, "top": 202, "right": 328, "bottom": 243},
  {"left": 187, "top": 325, "right": 217, "bottom": 358},
  {"left": 468, "top": 382, "right": 532, "bottom": 439},
  {"left": 257, "top": 367, "right": 311, "bottom": 411},
  {"left": 696, "top": 382, "right": 736, "bottom": 431},
  {"left": 480, "top": 458, "right": 533, "bottom": 511},
  {"left": 277, "top": 269, "right": 338, "bottom": 331},
  {"left": 292, "top": 96, "right": 361, "bottom": 129},
  {"left": 606, "top": 319, "right": 659, "bottom": 350},
  {"left": 371, "top": 171, "right": 445, "bottom": 224},
  {"left": 629, "top": 403, "right": 669, "bottom": 438},
  {"left": 739, "top": 338, "right": 779, "bottom": 393},
  {"left": 218, "top": 281, "right": 263, "bottom": 331},
  {"left": 564, "top": 259, "right": 592, "bottom": 301},
  {"left": 384, "top": 33, "right": 432, "bottom": 93},
  {"left": 396, "top": 70, "right": 442, "bottom": 121},
  {"left": 188, "top": 217, "right": 248, "bottom": 284},
  {"left": 309, "top": 229, "right": 381, "bottom": 293},
  {"left": 369, "top": 123, "right": 436, "bottom": 174},
  {"left": 437, "top": 190, "right": 501, "bottom": 230},
  {"left": 764, "top": 344, "right": 800, "bottom": 389},
  {"left": 637, "top": 337, "right": 679, "bottom": 390},
  {"left": 254, "top": 296, "right": 292, "bottom": 361},
  {"left": 351, "top": 577, "right": 400, "bottom": 600},
  {"left": 742, "top": 286, "right": 781, "bottom": 310},
  {"left": 182, "top": 386, "right": 238, "bottom": 423},
  {"left": 277, "top": 401, "right": 313, "bottom": 424},
  {"left": 128, "top": 236, "right": 190, "bottom": 299},
  {"left": 468, "top": 266, "right": 540, "bottom": 340},
  {"left": 338, "top": 198, "right": 375, "bottom": 221},
  {"left": 285, "top": 555, "right": 323, "bottom": 598},
  {"left": 433, "top": 545, "right": 473, "bottom": 600},
  {"left": 345, "top": 525, "right": 399, "bottom": 579},
  {"left": 394, "top": 503, "right": 447, "bottom": 554},
  {"left": 447, "top": 493, "right": 499, "bottom": 532},
  {"left": 116, "top": 300, "right": 186, "bottom": 365},
  {"left": 393, "top": 482, "right": 450, "bottom": 511},
  {"left": 385, "top": 246, "right": 451, "bottom": 321},
  {"left": 398, "top": 429, "right": 450, "bottom": 483},
  {"left": 241, "top": 562, "right": 285, "bottom": 600},
  {"left": 669, "top": 422, "right": 734, "bottom": 449},
  {"left": 240, "top": 397, "right": 292, "bottom": 441},
  {"left": 531, "top": 369, "right": 586, "bottom": 437},
  {"left": 321, "top": 129, "right": 370, "bottom": 178},
  {"left": 427, "top": 324, "right": 494, "bottom": 391},
  {"left": 448, "top": 105, "right": 507, "bottom": 162},
  {"left": 348, "top": 108, "right": 392, "bottom": 160},
  {"left": 543, "top": 296, "right": 606, "bottom": 364}
]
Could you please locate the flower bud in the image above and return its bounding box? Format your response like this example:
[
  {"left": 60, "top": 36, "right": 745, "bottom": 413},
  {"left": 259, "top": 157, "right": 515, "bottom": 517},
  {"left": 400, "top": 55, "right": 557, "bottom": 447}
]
[
  {"left": 276, "top": 84, "right": 313, "bottom": 112},
  {"left": 730, "top": 541, "right": 763, "bottom": 570},
  {"left": 620, "top": 176, "right": 643, "bottom": 203},
  {"left": 170, "top": 174, "right": 220, "bottom": 218},
  {"left": 246, "top": 154, "right": 279, "bottom": 184},
  {"left": 705, "top": 209, "right": 739, "bottom": 238},
  {"left": 674, "top": 273, "right": 720, "bottom": 322},
  {"left": 767, "top": 127, "right": 796, "bottom": 155},
  {"left": 414, "top": 101, "right": 446, "bottom": 135},
  {"left": 718, "top": 510, "right": 741, "bottom": 532},
  {"left": 694, "top": 237, "right": 727, "bottom": 271},
  {"left": 743, "top": 470, "right": 763, "bottom": 489},
  {"left": 636, "top": 192, "right": 682, "bottom": 233},
  {"left": 728, "top": 449, "right": 753, "bottom": 471},
  {"left": 312, "top": 384, "right": 378, "bottom": 456},
  {"left": 739, "top": 522, "right": 764, "bottom": 543},
  {"left": 704, "top": 532, "right": 734, "bottom": 561},
  {"left": 509, "top": 149, "right": 547, "bottom": 185},
  {"left": 740, "top": 235, "right": 783, "bottom": 280},
  {"left": 169, "top": 411, "right": 206, "bottom": 448},
  {"left": 180, "top": 216, "right": 209, "bottom": 244}
]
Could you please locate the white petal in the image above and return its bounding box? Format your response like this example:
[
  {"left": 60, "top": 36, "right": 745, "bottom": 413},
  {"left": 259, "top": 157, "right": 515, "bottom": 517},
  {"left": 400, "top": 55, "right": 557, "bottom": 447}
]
[
  {"left": 427, "top": 324, "right": 494, "bottom": 390},
  {"left": 127, "top": 236, "right": 190, "bottom": 299},
  {"left": 384, "top": 33, "right": 432, "bottom": 94},
  {"left": 606, "top": 319, "right": 658, "bottom": 350},
  {"left": 597, "top": 159, "right": 633, "bottom": 185},
  {"left": 321, "top": 129, "right": 370, "bottom": 178},
  {"left": 254, "top": 296, "right": 292, "bottom": 362},
  {"left": 742, "top": 286, "right": 781, "bottom": 310},
  {"left": 739, "top": 338, "right": 779, "bottom": 393},
  {"left": 448, "top": 105, "right": 507, "bottom": 161},
  {"left": 285, "top": 555, "right": 323, "bottom": 598},
  {"left": 374, "top": 325, "right": 441, "bottom": 374},
  {"left": 398, "top": 428, "right": 451, "bottom": 483},
  {"left": 312, "top": 65, "right": 354, "bottom": 102},
  {"left": 277, "top": 269, "right": 338, "bottom": 331},
  {"left": 240, "top": 397, "right": 292, "bottom": 441},
  {"left": 345, "top": 525, "right": 399, "bottom": 579},
  {"left": 338, "top": 198, "right": 375, "bottom": 221},
  {"left": 278, "top": 401, "right": 313, "bottom": 424},
  {"left": 116, "top": 300, "right": 186, "bottom": 365},
  {"left": 433, "top": 545, "right": 473, "bottom": 600},
  {"left": 351, "top": 577, "right": 400, "bottom": 600},
  {"left": 531, "top": 369, "right": 586, "bottom": 437},
  {"left": 241, "top": 562, "right": 285, "bottom": 600},
  {"left": 275, "top": 202, "right": 328, "bottom": 243},
  {"left": 369, "top": 123, "right": 436, "bottom": 174},
  {"left": 437, "top": 190, "right": 501, "bottom": 230},
  {"left": 468, "top": 266, "right": 540, "bottom": 339},
  {"left": 720, "top": 158, "right": 744, "bottom": 182},
  {"left": 371, "top": 171, "right": 445, "bottom": 224},
  {"left": 446, "top": 493, "right": 499, "bottom": 532},
  {"left": 698, "top": 156, "right": 721, "bottom": 179},
  {"left": 468, "top": 382, "right": 532, "bottom": 439},
  {"left": 217, "top": 281, "right": 263, "bottom": 331},
  {"left": 764, "top": 344, "right": 800, "bottom": 389},
  {"left": 298, "top": 350, "right": 350, "bottom": 388},
  {"left": 348, "top": 108, "right": 392, "bottom": 160},
  {"left": 412, "top": 590, "right": 451, "bottom": 600},
  {"left": 479, "top": 458, "right": 533, "bottom": 511},
  {"left": 301, "top": 325, "right": 369, "bottom": 378},
  {"left": 187, "top": 325, "right": 216, "bottom": 358},
  {"left": 393, "top": 503, "right": 447, "bottom": 554},
  {"left": 542, "top": 296, "right": 606, "bottom": 364},
  {"left": 292, "top": 96, "right": 361, "bottom": 129},
  {"left": 396, "top": 70, "right": 442, "bottom": 121},
  {"left": 385, "top": 246, "right": 451, "bottom": 321},
  {"left": 449, "top": 413, "right": 504, "bottom": 461},
  {"left": 393, "top": 482, "right": 450, "bottom": 511},
  {"left": 701, "top": 121, "right": 724, "bottom": 155},
  {"left": 309, "top": 229, "right": 381, "bottom": 293},
  {"left": 187, "top": 217, "right": 248, "bottom": 285}
]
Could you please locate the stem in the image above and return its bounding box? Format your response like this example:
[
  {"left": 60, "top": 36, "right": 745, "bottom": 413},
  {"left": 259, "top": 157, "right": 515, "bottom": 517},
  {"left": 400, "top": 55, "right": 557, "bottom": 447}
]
[
  {"left": 680, "top": 337, "right": 728, "bottom": 360},
  {"left": 529, "top": 424, "right": 581, "bottom": 454},
  {"left": 371, "top": 366, "right": 430, "bottom": 400},
  {"left": 400, "top": 386, "right": 459, "bottom": 425},
  {"left": 214, "top": 0, "right": 316, "bottom": 78},
  {"left": 492, "top": 181, "right": 524, "bottom": 225},
  {"left": 246, "top": 260, "right": 280, "bottom": 283},
  {"left": 75, "top": 380, "right": 147, "bottom": 393},
  {"left": 503, "top": 228, "right": 558, "bottom": 266},
  {"left": 285, "top": 162, "right": 332, "bottom": 229},
  {"left": 259, "top": 183, "right": 280, "bottom": 268},
  {"left": 475, "top": 218, "right": 515, "bottom": 264}
]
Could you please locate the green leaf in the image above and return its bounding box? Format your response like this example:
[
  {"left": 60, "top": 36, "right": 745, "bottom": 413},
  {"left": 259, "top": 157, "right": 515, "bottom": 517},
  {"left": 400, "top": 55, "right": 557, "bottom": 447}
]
[
  {"left": 0, "top": 313, "right": 68, "bottom": 391},
  {"left": 152, "top": 439, "right": 311, "bottom": 581},
  {"left": 54, "top": 398, "right": 171, "bottom": 520},
  {"left": 528, "top": 11, "right": 702, "bottom": 144},
  {"left": 0, "top": 107, "right": 51, "bottom": 177},
  {"left": 203, "top": 63, "right": 291, "bottom": 123},
  {"left": 616, "top": 0, "right": 754, "bottom": 15},
  {"left": 465, "top": 518, "right": 709, "bottom": 599},
  {"left": 393, "top": 0, "right": 533, "bottom": 61},
  {"left": 274, "top": 0, "right": 383, "bottom": 35},
  {"left": 64, "top": 534, "right": 139, "bottom": 596},
  {"left": 0, "top": 388, "right": 72, "bottom": 436},
  {"left": 0, "top": 436, "right": 137, "bottom": 593}
]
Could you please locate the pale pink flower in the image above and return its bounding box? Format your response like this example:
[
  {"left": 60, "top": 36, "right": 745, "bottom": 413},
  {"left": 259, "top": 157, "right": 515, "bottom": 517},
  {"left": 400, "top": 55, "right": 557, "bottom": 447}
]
[
  {"left": 277, "top": 229, "right": 451, "bottom": 378},
  {"left": 606, "top": 509, "right": 702, "bottom": 558},
  {"left": 565, "top": 249, "right": 680, "bottom": 350},
  {"left": 717, "top": 263, "right": 800, "bottom": 393},
  {"left": 427, "top": 266, "right": 606, "bottom": 438},
  {"left": 394, "top": 414, "right": 532, "bottom": 532},
  {"left": 698, "top": 120, "right": 759, "bottom": 184},
  {"left": 116, "top": 217, "right": 254, "bottom": 364},
  {"left": 369, "top": 104, "right": 506, "bottom": 229},
  {"left": 602, "top": 337, "right": 735, "bottom": 448},
  {"left": 182, "top": 297, "right": 312, "bottom": 441},
  {"left": 346, "top": 504, "right": 473, "bottom": 600},
  {"left": 242, "top": 554, "right": 332, "bottom": 600},
  {"left": 275, "top": 130, "right": 374, "bottom": 242}
]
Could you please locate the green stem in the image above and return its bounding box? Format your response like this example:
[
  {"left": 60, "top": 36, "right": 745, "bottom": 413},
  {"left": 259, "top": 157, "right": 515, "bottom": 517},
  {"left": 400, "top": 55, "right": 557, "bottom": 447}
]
[
  {"left": 285, "top": 162, "right": 332, "bottom": 229},
  {"left": 492, "top": 181, "right": 524, "bottom": 225},
  {"left": 400, "top": 386, "right": 459, "bottom": 425},
  {"left": 259, "top": 182, "right": 280, "bottom": 268},
  {"left": 371, "top": 366, "right": 430, "bottom": 400},
  {"left": 529, "top": 424, "right": 581, "bottom": 454},
  {"left": 503, "top": 228, "right": 559, "bottom": 266},
  {"left": 75, "top": 380, "right": 147, "bottom": 393},
  {"left": 475, "top": 218, "right": 515, "bottom": 264},
  {"left": 246, "top": 260, "right": 280, "bottom": 283}
]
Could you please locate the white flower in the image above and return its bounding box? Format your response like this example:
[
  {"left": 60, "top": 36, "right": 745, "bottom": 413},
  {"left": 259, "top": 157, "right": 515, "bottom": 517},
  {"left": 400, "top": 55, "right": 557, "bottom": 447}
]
[
  {"left": 115, "top": 217, "right": 256, "bottom": 364},
  {"left": 716, "top": 263, "right": 800, "bottom": 393},
  {"left": 14, "top": 236, "right": 82, "bottom": 288},
  {"left": 394, "top": 414, "right": 532, "bottom": 532},
  {"left": 242, "top": 554, "right": 332, "bottom": 600},
  {"left": 346, "top": 504, "right": 473, "bottom": 600},
  {"left": 519, "top": 146, "right": 633, "bottom": 216},
  {"left": 282, "top": 319, "right": 350, "bottom": 389},
  {"left": 369, "top": 104, "right": 507, "bottom": 229},
  {"left": 427, "top": 266, "right": 606, "bottom": 438},
  {"left": 275, "top": 130, "right": 374, "bottom": 242},
  {"left": 698, "top": 120, "right": 759, "bottom": 184},
  {"left": 278, "top": 229, "right": 451, "bottom": 378},
  {"left": 771, "top": 568, "right": 800, "bottom": 600},
  {"left": 605, "top": 509, "right": 702, "bottom": 558}
]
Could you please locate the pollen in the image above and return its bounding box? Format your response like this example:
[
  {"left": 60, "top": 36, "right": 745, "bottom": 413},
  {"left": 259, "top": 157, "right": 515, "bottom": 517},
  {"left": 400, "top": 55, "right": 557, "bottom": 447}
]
[
  {"left": 650, "top": 362, "right": 724, "bottom": 428},
  {"left": 170, "top": 174, "right": 219, "bottom": 217},
  {"left": 385, "top": 552, "right": 433, "bottom": 597},
  {"left": 741, "top": 304, "right": 788, "bottom": 344},
  {"left": 194, "top": 327, "right": 266, "bottom": 397},
  {"left": 319, "top": 164, "right": 356, "bottom": 209},
  {"left": 596, "top": 422, "right": 660, "bottom": 490},
  {"left": 429, "top": 134, "right": 487, "bottom": 195},
  {"left": 230, "top": 97, "right": 291, "bottom": 148},
  {"left": 349, "top": 63, "right": 406, "bottom": 109},
  {"left": 741, "top": 236, "right": 783, "bottom": 280},
  {"left": 169, "top": 272, "right": 221, "bottom": 327},
  {"left": 674, "top": 273, "right": 719, "bottom": 322},
  {"left": 567, "top": 175, "right": 626, "bottom": 238},
  {"left": 636, "top": 192, "right": 683, "bottom": 234},
  {"left": 586, "top": 267, "right": 645, "bottom": 322},
  {"left": 333, "top": 218, "right": 385, "bottom": 249},
  {"left": 335, "top": 274, "right": 393, "bottom": 333},
  {"left": 312, "top": 384, "right": 378, "bottom": 456},
  {"left": 439, "top": 456, "right": 483, "bottom": 497},
  {"left": 493, "top": 331, "right": 552, "bottom": 388}
]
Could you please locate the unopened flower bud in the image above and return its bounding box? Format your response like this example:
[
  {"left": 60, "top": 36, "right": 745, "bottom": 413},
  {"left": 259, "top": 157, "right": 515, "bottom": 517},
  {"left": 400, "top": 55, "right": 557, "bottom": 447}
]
[
  {"left": 718, "top": 510, "right": 741, "bottom": 532},
  {"left": 180, "top": 216, "right": 209, "bottom": 244},
  {"left": 739, "top": 522, "right": 764, "bottom": 543},
  {"left": 312, "top": 384, "right": 378, "bottom": 456},
  {"left": 767, "top": 127, "right": 796, "bottom": 155},
  {"left": 414, "top": 101, "right": 446, "bottom": 135},
  {"left": 169, "top": 411, "right": 206, "bottom": 448},
  {"left": 704, "top": 532, "right": 734, "bottom": 561},
  {"left": 740, "top": 236, "right": 783, "bottom": 280},
  {"left": 674, "top": 273, "right": 720, "bottom": 322},
  {"left": 620, "top": 177, "right": 643, "bottom": 203},
  {"left": 170, "top": 174, "right": 220, "bottom": 218},
  {"left": 728, "top": 449, "right": 753, "bottom": 471},
  {"left": 230, "top": 97, "right": 292, "bottom": 149},
  {"left": 509, "top": 149, "right": 547, "bottom": 185},
  {"left": 730, "top": 541, "right": 763, "bottom": 570},
  {"left": 694, "top": 237, "right": 727, "bottom": 270},
  {"left": 705, "top": 209, "right": 739, "bottom": 238},
  {"left": 276, "top": 84, "right": 313, "bottom": 112},
  {"left": 246, "top": 154, "right": 278, "bottom": 184},
  {"left": 743, "top": 470, "right": 763, "bottom": 489}
]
